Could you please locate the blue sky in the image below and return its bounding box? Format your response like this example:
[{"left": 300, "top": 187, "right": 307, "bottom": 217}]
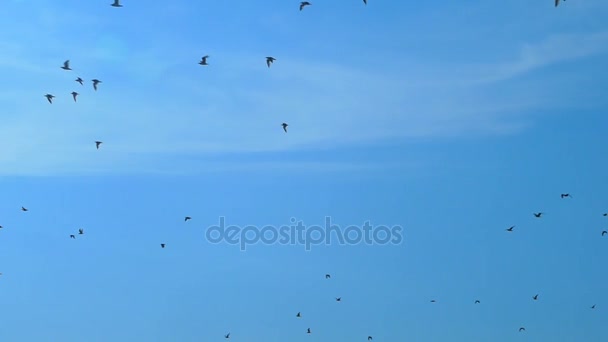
[{"left": 0, "top": 0, "right": 608, "bottom": 341}]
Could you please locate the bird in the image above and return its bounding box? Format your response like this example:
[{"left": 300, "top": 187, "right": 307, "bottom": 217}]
[
  {"left": 282, "top": 123, "right": 288, "bottom": 132},
  {"left": 111, "top": 0, "right": 123, "bottom": 7},
  {"left": 78, "top": 228, "right": 84, "bottom": 235},
  {"left": 44, "top": 94, "right": 55, "bottom": 104},
  {"left": 336, "top": 297, "right": 341, "bottom": 302},
  {"left": 533, "top": 294, "right": 539, "bottom": 300},
  {"left": 296, "top": 312, "right": 301, "bottom": 318},
  {"left": 199, "top": 56, "right": 209, "bottom": 65},
  {"left": 534, "top": 212, "right": 543, "bottom": 218},
  {"left": 506, "top": 226, "right": 514, "bottom": 232},
  {"left": 300, "top": 1, "right": 311, "bottom": 11},
  {"left": 430, "top": 299, "right": 436, "bottom": 303},
  {"left": 368, "top": 337, "right": 372, "bottom": 341},
  {"left": 363, "top": 0, "right": 367, "bottom": 4},
  {"left": 160, "top": 243, "right": 166, "bottom": 248},
  {"left": 92, "top": 79, "right": 102, "bottom": 91},
  {"left": 602, "top": 231, "right": 607, "bottom": 236},
  {"left": 591, "top": 304, "right": 596, "bottom": 309},
  {"left": 266, "top": 57, "right": 276, "bottom": 68},
  {"left": 70, "top": 235, "right": 75, "bottom": 239},
  {"left": 325, "top": 274, "right": 331, "bottom": 279},
  {"left": 185, "top": 216, "right": 191, "bottom": 222},
  {"left": 475, "top": 300, "right": 481, "bottom": 304},
  {"left": 560, "top": 193, "right": 572, "bottom": 198},
  {"left": 519, "top": 327, "right": 526, "bottom": 332},
  {"left": 71, "top": 92, "right": 79, "bottom": 102},
  {"left": 75, "top": 77, "right": 84, "bottom": 85},
  {"left": 224, "top": 333, "right": 230, "bottom": 339},
  {"left": 21, "top": 206, "right": 28, "bottom": 212},
  {"left": 306, "top": 328, "right": 311, "bottom": 334},
  {"left": 95, "top": 141, "right": 103, "bottom": 149},
  {"left": 603, "top": 213, "right": 607, "bottom": 217},
  {"left": 61, "top": 60, "right": 72, "bottom": 71}
]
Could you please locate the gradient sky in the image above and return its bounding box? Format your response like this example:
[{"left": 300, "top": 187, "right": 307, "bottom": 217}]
[{"left": 1, "top": 0, "right": 608, "bottom": 341}]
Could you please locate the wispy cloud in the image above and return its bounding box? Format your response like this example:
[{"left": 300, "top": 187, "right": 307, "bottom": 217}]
[{"left": 0, "top": 2, "right": 606, "bottom": 176}]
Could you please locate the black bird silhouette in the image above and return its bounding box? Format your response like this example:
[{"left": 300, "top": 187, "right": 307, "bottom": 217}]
[
  {"left": 533, "top": 294, "right": 539, "bottom": 300},
  {"left": 368, "top": 337, "right": 372, "bottom": 341},
  {"left": 185, "top": 216, "right": 191, "bottom": 222},
  {"left": 430, "top": 299, "right": 436, "bottom": 303},
  {"left": 560, "top": 193, "right": 572, "bottom": 198},
  {"left": 266, "top": 57, "right": 276, "bottom": 68},
  {"left": 336, "top": 297, "right": 341, "bottom": 302},
  {"left": 601, "top": 231, "right": 607, "bottom": 236},
  {"left": 282, "top": 123, "right": 288, "bottom": 132},
  {"left": 75, "top": 77, "right": 83, "bottom": 85},
  {"left": 325, "top": 274, "right": 331, "bottom": 279},
  {"left": 95, "top": 141, "right": 103, "bottom": 149},
  {"left": 111, "top": 0, "right": 123, "bottom": 7},
  {"left": 21, "top": 206, "right": 28, "bottom": 212},
  {"left": 300, "top": 1, "right": 311, "bottom": 10},
  {"left": 160, "top": 243, "right": 166, "bottom": 248},
  {"left": 603, "top": 213, "right": 607, "bottom": 217},
  {"left": 591, "top": 304, "right": 596, "bottom": 309},
  {"left": 296, "top": 312, "right": 301, "bottom": 318},
  {"left": 519, "top": 327, "right": 526, "bottom": 332},
  {"left": 307, "top": 328, "right": 311, "bottom": 334},
  {"left": 92, "top": 79, "right": 102, "bottom": 91},
  {"left": 44, "top": 94, "right": 55, "bottom": 104},
  {"left": 475, "top": 300, "right": 481, "bottom": 304},
  {"left": 71, "top": 92, "right": 79, "bottom": 102},
  {"left": 61, "top": 60, "right": 72, "bottom": 71},
  {"left": 70, "top": 235, "right": 75, "bottom": 239},
  {"left": 225, "top": 333, "right": 230, "bottom": 339},
  {"left": 79, "top": 228, "right": 84, "bottom": 235},
  {"left": 506, "top": 226, "right": 514, "bottom": 232},
  {"left": 199, "top": 56, "right": 209, "bottom": 65},
  {"left": 534, "top": 212, "right": 543, "bottom": 218}
]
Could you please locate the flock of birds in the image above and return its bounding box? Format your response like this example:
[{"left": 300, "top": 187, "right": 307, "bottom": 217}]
[{"left": 3, "top": 0, "right": 601, "bottom": 340}]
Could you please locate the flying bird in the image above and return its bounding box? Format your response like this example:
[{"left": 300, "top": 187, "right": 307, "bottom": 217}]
[
  {"left": 95, "top": 141, "right": 103, "bottom": 149},
  {"left": 430, "top": 299, "right": 436, "bottom": 303},
  {"left": 21, "top": 206, "right": 28, "bottom": 212},
  {"left": 533, "top": 294, "right": 539, "bottom": 300},
  {"left": 160, "top": 243, "right": 166, "bottom": 248},
  {"left": 111, "top": 0, "right": 123, "bottom": 7},
  {"left": 307, "top": 328, "right": 311, "bottom": 334},
  {"left": 185, "top": 216, "right": 191, "bottom": 222},
  {"left": 603, "top": 213, "right": 607, "bottom": 217},
  {"left": 76, "top": 77, "right": 83, "bottom": 85},
  {"left": 79, "top": 228, "right": 84, "bottom": 235},
  {"left": 591, "top": 304, "right": 596, "bottom": 309},
  {"left": 266, "top": 57, "right": 276, "bottom": 68},
  {"left": 92, "top": 79, "right": 102, "bottom": 91},
  {"left": 519, "top": 327, "right": 526, "bottom": 332},
  {"left": 506, "top": 226, "right": 514, "bottom": 232},
  {"left": 300, "top": 1, "right": 311, "bottom": 11},
  {"left": 560, "top": 193, "right": 572, "bottom": 198},
  {"left": 325, "top": 274, "right": 331, "bottom": 279},
  {"left": 296, "top": 312, "right": 301, "bottom": 318},
  {"left": 199, "top": 56, "right": 209, "bottom": 65},
  {"left": 44, "top": 94, "right": 55, "bottom": 104},
  {"left": 602, "top": 231, "right": 607, "bottom": 236},
  {"left": 70, "top": 235, "right": 75, "bottom": 239},
  {"left": 368, "top": 337, "right": 372, "bottom": 341},
  {"left": 475, "top": 300, "right": 481, "bottom": 304},
  {"left": 61, "top": 60, "right": 72, "bottom": 71},
  {"left": 335, "top": 297, "right": 341, "bottom": 302},
  {"left": 282, "top": 123, "right": 288, "bottom": 132},
  {"left": 534, "top": 212, "right": 543, "bottom": 218},
  {"left": 225, "top": 333, "right": 230, "bottom": 339},
  {"left": 71, "top": 92, "right": 79, "bottom": 102}
]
